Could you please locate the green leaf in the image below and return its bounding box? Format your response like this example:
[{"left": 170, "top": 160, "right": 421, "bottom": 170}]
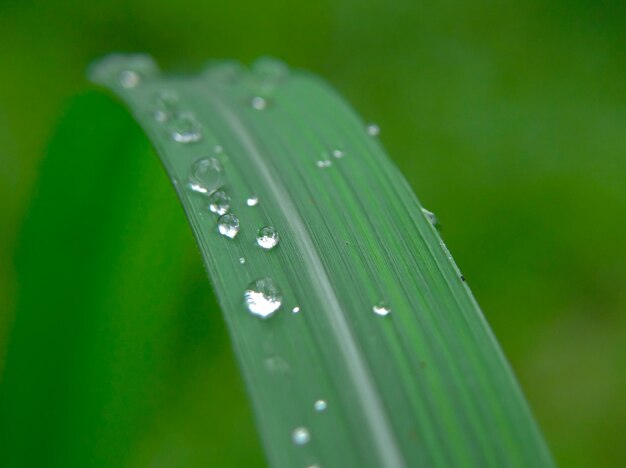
[{"left": 2, "top": 53, "right": 553, "bottom": 467}]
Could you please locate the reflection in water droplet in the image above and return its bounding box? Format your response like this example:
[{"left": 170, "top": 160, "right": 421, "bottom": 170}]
[
  {"left": 251, "top": 96, "right": 268, "bottom": 110},
  {"left": 314, "top": 400, "right": 327, "bottom": 412},
  {"left": 119, "top": 70, "right": 141, "bottom": 88},
  {"left": 256, "top": 226, "right": 280, "bottom": 249},
  {"left": 332, "top": 149, "right": 344, "bottom": 158},
  {"left": 208, "top": 190, "right": 231, "bottom": 215},
  {"left": 239, "top": 257, "right": 246, "bottom": 264},
  {"left": 373, "top": 302, "right": 391, "bottom": 316},
  {"left": 217, "top": 213, "right": 239, "bottom": 239},
  {"left": 292, "top": 427, "right": 311, "bottom": 446},
  {"left": 244, "top": 278, "right": 282, "bottom": 318},
  {"left": 292, "top": 306, "right": 300, "bottom": 314},
  {"left": 246, "top": 196, "right": 259, "bottom": 207},
  {"left": 171, "top": 112, "right": 202, "bottom": 143},
  {"left": 316, "top": 160, "right": 331, "bottom": 169},
  {"left": 153, "top": 90, "right": 178, "bottom": 122},
  {"left": 421, "top": 208, "right": 441, "bottom": 231},
  {"left": 366, "top": 123, "right": 380, "bottom": 136},
  {"left": 189, "top": 158, "right": 223, "bottom": 194}
]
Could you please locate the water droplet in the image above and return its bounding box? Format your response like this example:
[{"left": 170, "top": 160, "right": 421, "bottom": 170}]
[
  {"left": 207, "top": 190, "right": 231, "bottom": 215},
  {"left": 119, "top": 69, "right": 141, "bottom": 88},
  {"left": 366, "top": 123, "right": 380, "bottom": 136},
  {"left": 213, "top": 144, "right": 223, "bottom": 154},
  {"left": 217, "top": 213, "right": 239, "bottom": 239},
  {"left": 244, "top": 278, "right": 282, "bottom": 318},
  {"left": 253, "top": 57, "right": 290, "bottom": 83},
  {"left": 316, "top": 160, "right": 332, "bottom": 169},
  {"left": 171, "top": 112, "right": 202, "bottom": 143},
  {"left": 153, "top": 90, "right": 179, "bottom": 122},
  {"left": 292, "top": 427, "right": 310, "bottom": 446},
  {"left": 246, "top": 196, "right": 259, "bottom": 207},
  {"left": 373, "top": 302, "right": 391, "bottom": 316},
  {"left": 251, "top": 96, "right": 268, "bottom": 110},
  {"left": 189, "top": 158, "right": 223, "bottom": 194},
  {"left": 421, "top": 208, "right": 441, "bottom": 231},
  {"left": 292, "top": 306, "right": 300, "bottom": 314},
  {"left": 314, "top": 400, "right": 327, "bottom": 412},
  {"left": 265, "top": 355, "right": 290, "bottom": 374},
  {"left": 332, "top": 149, "right": 344, "bottom": 158},
  {"left": 239, "top": 257, "right": 246, "bottom": 264},
  {"left": 256, "top": 226, "right": 280, "bottom": 250}
]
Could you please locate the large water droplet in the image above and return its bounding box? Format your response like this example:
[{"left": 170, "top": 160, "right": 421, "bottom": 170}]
[
  {"left": 373, "top": 302, "right": 391, "bottom": 316},
  {"left": 189, "top": 158, "right": 223, "bottom": 194},
  {"left": 292, "top": 427, "right": 311, "bottom": 446},
  {"left": 208, "top": 190, "right": 230, "bottom": 215},
  {"left": 316, "top": 160, "right": 332, "bottom": 169},
  {"left": 246, "top": 196, "right": 259, "bottom": 207},
  {"left": 153, "top": 90, "right": 179, "bottom": 122},
  {"left": 256, "top": 226, "right": 280, "bottom": 249},
  {"left": 171, "top": 112, "right": 202, "bottom": 143},
  {"left": 244, "top": 278, "right": 282, "bottom": 318},
  {"left": 421, "top": 208, "right": 441, "bottom": 231},
  {"left": 251, "top": 96, "right": 269, "bottom": 110},
  {"left": 314, "top": 400, "right": 327, "bottom": 412},
  {"left": 366, "top": 123, "right": 380, "bottom": 136},
  {"left": 217, "top": 213, "right": 239, "bottom": 239}
]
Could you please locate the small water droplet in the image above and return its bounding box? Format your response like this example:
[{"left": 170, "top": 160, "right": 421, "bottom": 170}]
[
  {"left": 332, "top": 149, "right": 344, "bottom": 158},
  {"left": 239, "top": 257, "right": 246, "bottom": 264},
  {"left": 217, "top": 213, "right": 239, "bottom": 239},
  {"left": 292, "top": 306, "right": 300, "bottom": 314},
  {"left": 208, "top": 190, "right": 231, "bottom": 215},
  {"left": 292, "top": 427, "right": 310, "bottom": 446},
  {"left": 251, "top": 96, "right": 268, "bottom": 110},
  {"left": 213, "top": 144, "right": 223, "bottom": 154},
  {"left": 366, "top": 123, "right": 380, "bottom": 136},
  {"left": 314, "top": 400, "right": 327, "bottom": 412},
  {"left": 316, "top": 160, "right": 332, "bottom": 169},
  {"left": 373, "top": 302, "right": 391, "bottom": 316},
  {"left": 153, "top": 90, "right": 178, "bottom": 122},
  {"left": 421, "top": 208, "right": 441, "bottom": 231},
  {"left": 171, "top": 112, "right": 202, "bottom": 143},
  {"left": 256, "top": 226, "right": 280, "bottom": 249},
  {"left": 119, "top": 69, "right": 141, "bottom": 88},
  {"left": 244, "top": 278, "right": 282, "bottom": 318},
  {"left": 265, "top": 355, "right": 290, "bottom": 374},
  {"left": 189, "top": 158, "right": 223, "bottom": 194},
  {"left": 246, "top": 196, "right": 259, "bottom": 207}
]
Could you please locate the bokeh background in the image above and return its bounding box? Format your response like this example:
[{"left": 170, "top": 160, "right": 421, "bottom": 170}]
[{"left": 1, "top": 0, "right": 625, "bottom": 466}]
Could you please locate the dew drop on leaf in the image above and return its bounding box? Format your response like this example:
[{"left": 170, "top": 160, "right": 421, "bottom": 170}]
[
  {"left": 189, "top": 158, "right": 223, "bottom": 194},
  {"left": 244, "top": 278, "right": 282, "bottom": 318},
  {"left": 251, "top": 96, "right": 268, "bottom": 110},
  {"left": 292, "top": 427, "right": 311, "bottom": 446},
  {"left": 246, "top": 196, "right": 259, "bottom": 207},
  {"left": 316, "top": 160, "right": 332, "bottom": 169},
  {"left": 366, "top": 123, "right": 380, "bottom": 136},
  {"left": 256, "top": 226, "right": 280, "bottom": 249},
  {"left": 373, "top": 302, "right": 391, "bottom": 316},
  {"left": 119, "top": 70, "right": 141, "bottom": 88},
  {"left": 292, "top": 306, "right": 300, "bottom": 314},
  {"left": 171, "top": 112, "right": 202, "bottom": 143},
  {"left": 217, "top": 213, "right": 239, "bottom": 239},
  {"left": 314, "top": 400, "right": 327, "bottom": 412},
  {"left": 153, "top": 90, "right": 179, "bottom": 122},
  {"left": 207, "top": 190, "right": 230, "bottom": 215},
  {"left": 421, "top": 207, "right": 441, "bottom": 231}
]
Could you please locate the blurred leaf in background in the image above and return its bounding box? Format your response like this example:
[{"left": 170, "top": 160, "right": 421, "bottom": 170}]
[{"left": 0, "top": 0, "right": 624, "bottom": 467}]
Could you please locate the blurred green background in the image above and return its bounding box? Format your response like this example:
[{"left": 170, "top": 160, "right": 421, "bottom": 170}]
[{"left": 1, "top": 0, "right": 624, "bottom": 466}]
